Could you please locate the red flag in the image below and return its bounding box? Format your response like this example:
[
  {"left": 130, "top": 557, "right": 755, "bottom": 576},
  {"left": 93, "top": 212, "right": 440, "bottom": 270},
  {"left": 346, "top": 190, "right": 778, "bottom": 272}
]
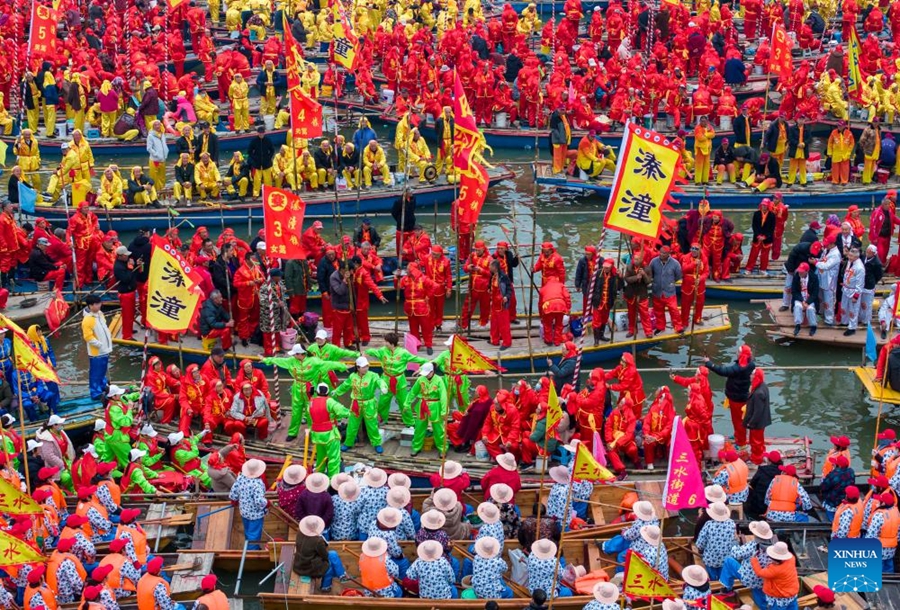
[
  {"left": 452, "top": 73, "right": 489, "bottom": 226},
  {"left": 263, "top": 186, "right": 307, "bottom": 259},
  {"left": 28, "top": 4, "right": 58, "bottom": 57},
  {"left": 284, "top": 16, "right": 323, "bottom": 139},
  {"left": 768, "top": 24, "right": 793, "bottom": 78}
]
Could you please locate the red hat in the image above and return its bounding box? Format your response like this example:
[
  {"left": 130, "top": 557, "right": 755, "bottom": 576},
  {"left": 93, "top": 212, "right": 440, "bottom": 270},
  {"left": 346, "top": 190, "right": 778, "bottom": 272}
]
[
  {"left": 31, "top": 489, "right": 51, "bottom": 503},
  {"left": 83, "top": 586, "right": 102, "bottom": 601},
  {"left": 56, "top": 537, "right": 75, "bottom": 552},
  {"left": 848, "top": 205, "right": 859, "bottom": 212},
  {"left": 312, "top": 220, "right": 324, "bottom": 229},
  {"left": 497, "top": 241, "right": 509, "bottom": 249},
  {"left": 78, "top": 202, "right": 89, "bottom": 210},
  {"left": 889, "top": 190, "right": 897, "bottom": 199},
  {"left": 809, "top": 221, "right": 822, "bottom": 230},
  {"left": 809, "top": 241, "right": 823, "bottom": 256},
  {"left": 27, "top": 565, "right": 45, "bottom": 584},
  {"left": 779, "top": 464, "right": 797, "bottom": 477},
  {"left": 881, "top": 492, "right": 896, "bottom": 506},
  {"left": 147, "top": 557, "right": 164, "bottom": 575},
  {"left": 584, "top": 246, "right": 597, "bottom": 254},
  {"left": 119, "top": 508, "right": 141, "bottom": 523},
  {"left": 91, "top": 564, "right": 113, "bottom": 582},
  {"left": 830, "top": 435, "right": 851, "bottom": 448},
  {"left": 813, "top": 586, "right": 836, "bottom": 604},
  {"left": 201, "top": 575, "right": 218, "bottom": 591},
  {"left": 77, "top": 485, "right": 98, "bottom": 499},
  {"left": 474, "top": 240, "right": 486, "bottom": 249},
  {"left": 602, "top": 258, "right": 614, "bottom": 267},
  {"left": 109, "top": 538, "right": 128, "bottom": 553},
  {"left": 37, "top": 466, "right": 59, "bottom": 481},
  {"left": 720, "top": 449, "right": 739, "bottom": 462},
  {"left": 66, "top": 514, "right": 88, "bottom": 528},
  {"left": 868, "top": 475, "right": 889, "bottom": 488},
  {"left": 766, "top": 451, "right": 783, "bottom": 463},
  {"left": 541, "top": 241, "right": 553, "bottom": 249},
  {"left": 431, "top": 245, "right": 443, "bottom": 254},
  {"left": 844, "top": 485, "right": 860, "bottom": 500},
  {"left": 796, "top": 263, "right": 809, "bottom": 274},
  {"left": 879, "top": 429, "right": 897, "bottom": 440},
  {"left": 829, "top": 454, "right": 849, "bottom": 468},
  {"left": 96, "top": 462, "right": 116, "bottom": 476}
]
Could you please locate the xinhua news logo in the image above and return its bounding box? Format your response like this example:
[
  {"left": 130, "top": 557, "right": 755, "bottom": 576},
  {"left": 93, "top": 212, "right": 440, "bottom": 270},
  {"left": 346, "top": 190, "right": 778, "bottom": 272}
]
[{"left": 828, "top": 538, "right": 883, "bottom": 592}]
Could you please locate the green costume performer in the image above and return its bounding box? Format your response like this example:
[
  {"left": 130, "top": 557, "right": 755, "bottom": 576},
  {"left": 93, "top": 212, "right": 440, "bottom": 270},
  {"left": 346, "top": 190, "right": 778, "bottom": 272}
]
[
  {"left": 433, "top": 348, "right": 471, "bottom": 413},
  {"left": 307, "top": 383, "right": 351, "bottom": 477},
  {"left": 262, "top": 345, "right": 349, "bottom": 441},
  {"left": 168, "top": 431, "right": 212, "bottom": 488},
  {"left": 136, "top": 424, "right": 180, "bottom": 480},
  {"left": 405, "top": 363, "right": 449, "bottom": 456},
  {"left": 123, "top": 449, "right": 158, "bottom": 494},
  {"left": 334, "top": 357, "right": 388, "bottom": 452},
  {"left": 367, "top": 336, "right": 428, "bottom": 426},
  {"left": 307, "top": 333, "right": 358, "bottom": 388},
  {"left": 104, "top": 386, "right": 135, "bottom": 468}
]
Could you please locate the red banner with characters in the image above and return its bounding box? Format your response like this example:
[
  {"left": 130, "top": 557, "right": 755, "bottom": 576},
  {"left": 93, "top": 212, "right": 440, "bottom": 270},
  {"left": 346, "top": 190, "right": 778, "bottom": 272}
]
[
  {"left": 768, "top": 23, "right": 792, "bottom": 79},
  {"left": 28, "top": 4, "right": 58, "bottom": 58},
  {"left": 452, "top": 73, "right": 490, "bottom": 225},
  {"left": 262, "top": 186, "right": 307, "bottom": 259},
  {"left": 284, "top": 15, "right": 323, "bottom": 139}
]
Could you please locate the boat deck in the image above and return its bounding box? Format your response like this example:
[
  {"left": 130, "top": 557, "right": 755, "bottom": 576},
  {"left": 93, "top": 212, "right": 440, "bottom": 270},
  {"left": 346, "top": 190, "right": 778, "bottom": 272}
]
[
  {"left": 854, "top": 366, "right": 900, "bottom": 406},
  {"left": 2, "top": 292, "right": 56, "bottom": 326},
  {"left": 763, "top": 299, "right": 883, "bottom": 348}
]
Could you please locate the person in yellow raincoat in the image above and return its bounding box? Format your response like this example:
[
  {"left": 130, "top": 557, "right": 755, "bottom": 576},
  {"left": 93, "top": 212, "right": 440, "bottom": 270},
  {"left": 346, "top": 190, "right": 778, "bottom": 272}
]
[
  {"left": 363, "top": 140, "right": 391, "bottom": 187},
  {"left": 394, "top": 112, "right": 416, "bottom": 171},
  {"left": 97, "top": 166, "right": 125, "bottom": 209},
  {"left": 517, "top": 4, "right": 541, "bottom": 34},
  {"left": 229, "top": 74, "right": 250, "bottom": 133},
  {"left": 301, "top": 64, "right": 321, "bottom": 99},
  {"left": 859, "top": 121, "right": 882, "bottom": 184},
  {"left": 0, "top": 93, "right": 13, "bottom": 135},
  {"left": 127, "top": 166, "right": 159, "bottom": 206},
  {"left": 225, "top": 0, "right": 246, "bottom": 31},
  {"left": 40, "top": 67, "right": 57, "bottom": 136},
  {"left": 258, "top": 61, "right": 281, "bottom": 116},
  {"left": 14, "top": 129, "right": 42, "bottom": 192},
  {"left": 823, "top": 76, "right": 849, "bottom": 120},
  {"left": 273, "top": 145, "right": 297, "bottom": 190},
  {"left": 70, "top": 130, "right": 95, "bottom": 179},
  {"left": 576, "top": 131, "right": 605, "bottom": 178},
  {"left": 435, "top": 106, "right": 454, "bottom": 176},
  {"left": 194, "top": 90, "right": 219, "bottom": 126},
  {"left": 45, "top": 143, "right": 80, "bottom": 200},
  {"left": 297, "top": 149, "right": 319, "bottom": 189},
  {"left": 693, "top": 116, "right": 715, "bottom": 185},
  {"left": 827, "top": 121, "right": 855, "bottom": 184},
  {"left": 173, "top": 153, "right": 196, "bottom": 203},
  {"left": 341, "top": 143, "right": 360, "bottom": 188},
  {"left": 226, "top": 151, "right": 251, "bottom": 197},
  {"left": 195, "top": 152, "right": 222, "bottom": 198},
  {"left": 300, "top": 9, "right": 319, "bottom": 47},
  {"left": 22, "top": 72, "right": 41, "bottom": 132},
  {"left": 406, "top": 128, "right": 434, "bottom": 181}
]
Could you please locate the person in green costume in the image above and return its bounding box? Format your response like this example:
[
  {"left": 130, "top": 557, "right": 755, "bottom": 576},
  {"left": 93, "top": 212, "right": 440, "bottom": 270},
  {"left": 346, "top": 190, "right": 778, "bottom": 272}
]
[
  {"left": 367, "top": 332, "right": 428, "bottom": 426},
  {"left": 405, "top": 362, "right": 449, "bottom": 457},
  {"left": 334, "top": 356, "right": 388, "bottom": 453},
  {"left": 0, "top": 414, "right": 21, "bottom": 470},
  {"left": 432, "top": 336, "right": 471, "bottom": 413},
  {"left": 307, "top": 383, "right": 351, "bottom": 476},
  {"left": 262, "top": 344, "right": 349, "bottom": 442},
  {"left": 104, "top": 385, "right": 136, "bottom": 468},
  {"left": 306, "top": 329, "right": 358, "bottom": 388},
  {"left": 167, "top": 430, "right": 212, "bottom": 488},
  {"left": 122, "top": 447, "right": 159, "bottom": 494},
  {"left": 90, "top": 419, "right": 113, "bottom": 463}
]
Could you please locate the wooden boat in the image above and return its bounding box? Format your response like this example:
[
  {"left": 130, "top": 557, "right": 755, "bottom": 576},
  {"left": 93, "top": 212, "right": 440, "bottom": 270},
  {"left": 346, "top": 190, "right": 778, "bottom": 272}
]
[
  {"left": 762, "top": 299, "right": 882, "bottom": 348},
  {"left": 109, "top": 305, "right": 732, "bottom": 369},
  {"left": 22, "top": 396, "right": 104, "bottom": 441},
  {"left": 27, "top": 166, "right": 515, "bottom": 231},
  {"left": 853, "top": 366, "right": 900, "bottom": 406},
  {"left": 535, "top": 162, "right": 896, "bottom": 208},
  {"left": 679, "top": 274, "right": 894, "bottom": 301},
  {"left": 2, "top": 292, "right": 57, "bottom": 326}
]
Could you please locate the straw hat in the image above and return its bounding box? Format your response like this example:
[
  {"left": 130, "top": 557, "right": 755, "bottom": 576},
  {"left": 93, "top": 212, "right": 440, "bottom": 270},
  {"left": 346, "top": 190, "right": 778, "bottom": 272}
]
[
  {"left": 241, "top": 459, "right": 266, "bottom": 479},
  {"left": 475, "top": 537, "right": 501, "bottom": 559},
  {"left": 476, "top": 502, "right": 500, "bottom": 524},
  {"left": 330, "top": 472, "right": 351, "bottom": 491},
  {"left": 532, "top": 538, "right": 558, "bottom": 560},
  {"left": 305, "top": 472, "right": 329, "bottom": 494},
  {"left": 489, "top": 483, "right": 514, "bottom": 505},
  {"left": 748, "top": 521, "right": 774, "bottom": 540},
  {"left": 299, "top": 515, "right": 325, "bottom": 537},
  {"left": 549, "top": 465, "right": 570, "bottom": 485},
  {"left": 766, "top": 542, "right": 793, "bottom": 561},
  {"left": 362, "top": 537, "right": 387, "bottom": 558},
  {"left": 417, "top": 539, "right": 443, "bottom": 561},
  {"left": 387, "top": 487, "right": 411, "bottom": 509},
  {"left": 388, "top": 472, "right": 412, "bottom": 489},
  {"left": 496, "top": 452, "right": 517, "bottom": 471},
  {"left": 707, "top": 502, "right": 731, "bottom": 522},
  {"left": 364, "top": 468, "right": 388, "bottom": 488},
  {"left": 338, "top": 480, "right": 361, "bottom": 502},
  {"left": 633, "top": 501, "right": 657, "bottom": 522},
  {"left": 433, "top": 488, "right": 458, "bottom": 511},
  {"left": 377, "top": 507, "right": 402, "bottom": 529},
  {"left": 681, "top": 565, "right": 709, "bottom": 588},
  {"left": 441, "top": 460, "right": 463, "bottom": 480},
  {"left": 704, "top": 485, "right": 727, "bottom": 504},
  {"left": 640, "top": 525, "right": 661, "bottom": 546},
  {"left": 662, "top": 600, "right": 686, "bottom": 610},
  {"left": 593, "top": 582, "right": 620, "bottom": 604},
  {"left": 283, "top": 465, "right": 308, "bottom": 486},
  {"left": 421, "top": 509, "right": 446, "bottom": 530}
]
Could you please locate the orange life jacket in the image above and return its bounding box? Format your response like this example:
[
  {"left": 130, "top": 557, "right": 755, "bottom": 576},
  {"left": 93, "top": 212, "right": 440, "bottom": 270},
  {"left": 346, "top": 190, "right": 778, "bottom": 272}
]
[
  {"left": 822, "top": 448, "right": 851, "bottom": 478},
  {"left": 875, "top": 506, "right": 900, "bottom": 548},
  {"left": 196, "top": 590, "right": 229, "bottom": 610},
  {"left": 831, "top": 502, "right": 863, "bottom": 538},
  {"left": 47, "top": 551, "right": 86, "bottom": 592},
  {"left": 99, "top": 552, "right": 135, "bottom": 592},
  {"left": 715, "top": 460, "right": 749, "bottom": 495},
  {"left": 359, "top": 554, "right": 393, "bottom": 590},
  {"left": 766, "top": 475, "right": 799, "bottom": 513},
  {"left": 36, "top": 482, "right": 66, "bottom": 514},
  {"left": 24, "top": 584, "right": 57, "bottom": 610},
  {"left": 137, "top": 574, "right": 169, "bottom": 610},
  {"left": 98, "top": 480, "right": 122, "bottom": 507},
  {"left": 118, "top": 524, "right": 149, "bottom": 563}
]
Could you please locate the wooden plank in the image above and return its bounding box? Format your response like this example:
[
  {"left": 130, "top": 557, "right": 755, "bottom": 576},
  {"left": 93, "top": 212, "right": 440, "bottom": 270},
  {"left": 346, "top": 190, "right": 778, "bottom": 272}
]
[
  {"left": 586, "top": 541, "right": 605, "bottom": 572},
  {"left": 800, "top": 572, "right": 868, "bottom": 610},
  {"left": 635, "top": 480, "right": 673, "bottom": 518},
  {"left": 190, "top": 505, "right": 210, "bottom": 551},
  {"left": 170, "top": 552, "right": 214, "bottom": 598},
  {"left": 144, "top": 503, "right": 183, "bottom": 542},
  {"left": 204, "top": 507, "right": 234, "bottom": 550}
]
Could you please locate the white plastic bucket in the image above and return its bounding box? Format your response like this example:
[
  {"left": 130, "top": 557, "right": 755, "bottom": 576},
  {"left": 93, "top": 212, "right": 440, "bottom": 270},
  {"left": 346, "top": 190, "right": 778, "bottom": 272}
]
[
  {"left": 263, "top": 115, "right": 275, "bottom": 131},
  {"left": 495, "top": 112, "right": 508, "bottom": 128},
  {"left": 279, "top": 328, "right": 297, "bottom": 350},
  {"left": 753, "top": 65, "right": 764, "bottom": 75},
  {"left": 720, "top": 115, "right": 733, "bottom": 131},
  {"left": 707, "top": 434, "right": 726, "bottom": 459},
  {"left": 474, "top": 440, "right": 489, "bottom": 460},
  {"left": 56, "top": 121, "right": 68, "bottom": 138},
  {"left": 614, "top": 311, "right": 629, "bottom": 331},
  {"left": 380, "top": 88, "right": 395, "bottom": 105}
]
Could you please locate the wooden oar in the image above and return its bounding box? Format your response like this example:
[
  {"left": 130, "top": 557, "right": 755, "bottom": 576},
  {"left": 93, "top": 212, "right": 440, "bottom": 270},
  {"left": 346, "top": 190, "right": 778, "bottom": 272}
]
[
  {"left": 163, "top": 558, "right": 203, "bottom": 572},
  {"left": 140, "top": 514, "right": 194, "bottom": 527}
]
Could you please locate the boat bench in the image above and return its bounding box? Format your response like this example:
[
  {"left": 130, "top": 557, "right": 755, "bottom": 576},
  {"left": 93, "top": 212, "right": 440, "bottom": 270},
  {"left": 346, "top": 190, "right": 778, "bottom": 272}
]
[{"left": 193, "top": 504, "right": 234, "bottom": 550}]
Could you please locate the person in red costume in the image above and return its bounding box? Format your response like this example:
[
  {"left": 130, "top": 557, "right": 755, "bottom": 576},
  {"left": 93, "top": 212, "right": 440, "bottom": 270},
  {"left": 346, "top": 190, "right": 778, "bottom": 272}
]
[
  {"left": 423, "top": 245, "right": 453, "bottom": 331},
  {"left": 223, "top": 432, "right": 248, "bottom": 475},
  {"left": 144, "top": 356, "right": 177, "bottom": 424},
  {"left": 225, "top": 383, "right": 270, "bottom": 440},
  {"left": 189, "top": 227, "right": 210, "bottom": 256},
  {"left": 212, "top": 49, "right": 251, "bottom": 102},
  {"left": 770, "top": 193, "right": 790, "bottom": 260},
  {"left": 845, "top": 206, "right": 866, "bottom": 239},
  {"left": 680, "top": 242, "right": 709, "bottom": 328},
  {"left": 480, "top": 394, "right": 526, "bottom": 461},
  {"left": 352, "top": 259, "right": 388, "bottom": 346},
  {"left": 68, "top": 202, "right": 100, "bottom": 288},
  {"left": 402, "top": 226, "right": 432, "bottom": 265},
  {"left": 642, "top": 387, "right": 676, "bottom": 470},
  {"left": 479, "top": 452, "right": 522, "bottom": 501},
  {"left": 701, "top": 212, "right": 730, "bottom": 281},
  {"left": 460, "top": 241, "right": 492, "bottom": 329},
  {"left": 842, "top": 0, "right": 860, "bottom": 40},
  {"left": 723, "top": 233, "right": 744, "bottom": 280},
  {"left": 447, "top": 385, "right": 494, "bottom": 451},
  {"left": 538, "top": 277, "right": 571, "bottom": 346},
  {"left": 178, "top": 364, "right": 206, "bottom": 435},
  {"left": 589, "top": 7, "right": 605, "bottom": 43},
  {"left": 605, "top": 353, "right": 645, "bottom": 418},
  {"left": 604, "top": 396, "right": 639, "bottom": 479},
  {"left": 232, "top": 255, "right": 264, "bottom": 346},
  {"left": 533, "top": 242, "right": 566, "bottom": 286},
  {"left": 203, "top": 379, "right": 232, "bottom": 435},
  {"left": 876, "top": 334, "right": 900, "bottom": 382},
  {"left": 399, "top": 262, "right": 438, "bottom": 353},
  {"left": 683, "top": 382, "right": 711, "bottom": 464},
  {"left": 588, "top": 259, "right": 618, "bottom": 344},
  {"left": 568, "top": 370, "right": 607, "bottom": 450},
  {"left": 891, "top": 1, "right": 900, "bottom": 42}
]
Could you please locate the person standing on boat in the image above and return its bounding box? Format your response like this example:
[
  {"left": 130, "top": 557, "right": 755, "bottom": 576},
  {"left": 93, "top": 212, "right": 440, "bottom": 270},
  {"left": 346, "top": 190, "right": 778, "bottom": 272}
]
[
  {"left": 81, "top": 295, "right": 112, "bottom": 401},
  {"left": 460, "top": 241, "right": 493, "bottom": 330},
  {"left": 865, "top": 492, "right": 900, "bottom": 572},
  {"left": 860, "top": 245, "right": 883, "bottom": 325},
  {"left": 780, "top": 241, "right": 821, "bottom": 313},
  {"left": 648, "top": 245, "right": 684, "bottom": 335},
  {"left": 742, "top": 368, "right": 772, "bottom": 465},
  {"left": 693, "top": 116, "right": 715, "bottom": 185},
  {"left": 743, "top": 199, "right": 776, "bottom": 275},
  {"left": 868, "top": 196, "right": 900, "bottom": 265},
  {"left": 622, "top": 251, "right": 654, "bottom": 338},
  {"left": 426, "top": 245, "right": 454, "bottom": 330},
  {"left": 712, "top": 450, "right": 750, "bottom": 504},
  {"left": 367, "top": 332, "right": 428, "bottom": 427},
  {"left": 703, "top": 345, "right": 755, "bottom": 449},
  {"left": 228, "top": 458, "right": 268, "bottom": 550},
  {"left": 248, "top": 126, "right": 275, "bottom": 198},
  {"left": 334, "top": 356, "right": 387, "bottom": 453},
  {"left": 405, "top": 363, "right": 449, "bottom": 457},
  {"left": 679, "top": 243, "right": 708, "bottom": 330},
  {"left": 839, "top": 247, "right": 865, "bottom": 337},
  {"left": 830, "top": 485, "right": 863, "bottom": 539},
  {"left": 816, "top": 237, "right": 842, "bottom": 327}
]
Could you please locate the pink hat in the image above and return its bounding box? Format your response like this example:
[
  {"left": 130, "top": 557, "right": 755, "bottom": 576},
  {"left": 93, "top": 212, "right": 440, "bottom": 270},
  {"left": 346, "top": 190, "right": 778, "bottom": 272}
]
[
  {"left": 417, "top": 540, "right": 443, "bottom": 561},
  {"left": 377, "top": 507, "right": 402, "bottom": 529},
  {"left": 476, "top": 502, "right": 500, "bottom": 524},
  {"left": 305, "top": 472, "right": 329, "bottom": 494},
  {"left": 496, "top": 453, "right": 517, "bottom": 471},
  {"left": 338, "top": 480, "right": 360, "bottom": 502},
  {"left": 490, "top": 483, "right": 514, "bottom": 504},
  {"left": 421, "top": 509, "right": 446, "bottom": 530},
  {"left": 433, "top": 488, "right": 458, "bottom": 511},
  {"left": 299, "top": 515, "right": 325, "bottom": 537},
  {"left": 387, "top": 487, "right": 411, "bottom": 509},
  {"left": 531, "top": 538, "right": 558, "bottom": 560}
]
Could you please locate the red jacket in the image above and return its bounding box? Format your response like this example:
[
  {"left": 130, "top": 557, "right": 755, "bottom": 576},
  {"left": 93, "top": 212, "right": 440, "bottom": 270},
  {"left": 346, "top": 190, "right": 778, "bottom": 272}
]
[
  {"left": 479, "top": 465, "right": 522, "bottom": 501},
  {"left": 539, "top": 279, "right": 571, "bottom": 315},
  {"left": 604, "top": 404, "right": 636, "bottom": 448}
]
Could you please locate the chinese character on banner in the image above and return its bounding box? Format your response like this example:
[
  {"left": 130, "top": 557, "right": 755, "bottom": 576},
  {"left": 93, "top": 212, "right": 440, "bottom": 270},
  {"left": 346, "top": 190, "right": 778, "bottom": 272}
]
[
  {"left": 452, "top": 73, "right": 492, "bottom": 226},
  {"left": 663, "top": 416, "right": 708, "bottom": 511},
  {"left": 768, "top": 23, "right": 793, "bottom": 79},
  {"left": 283, "top": 18, "right": 323, "bottom": 139},
  {"left": 146, "top": 236, "right": 203, "bottom": 333},
  {"left": 572, "top": 443, "right": 615, "bottom": 482},
  {"left": 847, "top": 28, "right": 863, "bottom": 101},
  {"left": 28, "top": 4, "right": 58, "bottom": 57},
  {"left": 331, "top": 3, "right": 359, "bottom": 71},
  {"left": 603, "top": 123, "right": 682, "bottom": 240},
  {"left": 263, "top": 186, "right": 308, "bottom": 259},
  {"left": 448, "top": 334, "right": 500, "bottom": 373},
  {"left": 622, "top": 550, "right": 676, "bottom": 601}
]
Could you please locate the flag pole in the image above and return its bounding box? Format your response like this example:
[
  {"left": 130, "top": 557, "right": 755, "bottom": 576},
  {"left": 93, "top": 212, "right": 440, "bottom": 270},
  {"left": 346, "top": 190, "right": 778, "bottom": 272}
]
[
  {"left": 535, "top": 390, "right": 553, "bottom": 535},
  {"left": 758, "top": 23, "right": 777, "bottom": 154},
  {"left": 546, "top": 481, "right": 575, "bottom": 610}
]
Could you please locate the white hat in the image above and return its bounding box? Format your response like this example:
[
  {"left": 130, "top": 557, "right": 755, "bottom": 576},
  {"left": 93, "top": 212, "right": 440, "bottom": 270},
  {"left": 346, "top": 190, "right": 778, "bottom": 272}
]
[
  {"left": 283, "top": 465, "right": 308, "bottom": 486},
  {"left": 532, "top": 538, "right": 557, "bottom": 560},
  {"left": 388, "top": 472, "right": 411, "bottom": 489},
  {"left": 476, "top": 502, "right": 500, "bottom": 524},
  {"left": 330, "top": 472, "right": 351, "bottom": 491},
  {"left": 441, "top": 460, "right": 462, "bottom": 480},
  {"left": 421, "top": 509, "right": 446, "bottom": 530},
  {"left": 490, "top": 483, "right": 514, "bottom": 504},
  {"left": 474, "top": 536, "right": 500, "bottom": 559},
  {"left": 387, "top": 486, "right": 411, "bottom": 509},
  {"left": 305, "top": 472, "right": 329, "bottom": 494},
  {"left": 299, "top": 515, "right": 325, "bottom": 537},
  {"left": 257, "top": 242, "right": 266, "bottom": 251},
  {"left": 766, "top": 541, "right": 793, "bottom": 561},
  {"left": 640, "top": 525, "right": 661, "bottom": 546},
  {"left": 130, "top": 448, "right": 147, "bottom": 461},
  {"left": 356, "top": 356, "right": 369, "bottom": 368},
  {"left": 26, "top": 439, "right": 43, "bottom": 452},
  {"left": 418, "top": 362, "right": 434, "bottom": 376},
  {"left": 377, "top": 507, "right": 402, "bottom": 529},
  {"left": 338, "top": 480, "right": 361, "bottom": 502},
  {"left": 47, "top": 415, "right": 66, "bottom": 426},
  {"left": 241, "top": 459, "right": 266, "bottom": 479},
  {"left": 94, "top": 419, "right": 107, "bottom": 432},
  {"left": 704, "top": 484, "right": 727, "bottom": 504},
  {"left": 83, "top": 444, "right": 98, "bottom": 456},
  {"left": 107, "top": 385, "right": 126, "bottom": 397},
  {"left": 316, "top": 382, "right": 330, "bottom": 395},
  {"left": 593, "top": 582, "right": 620, "bottom": 603},
  {"left": 682, "top": 565, "right": 709, "bottom": 588},
  {"left": 315, "top": 329, "right": 328, "bottom": 341},
  {"left": 288, "top": 344, "right": 306, "bottom": 356},
  {"left": 417, "top": 539, "right": 443, "bottom": 561},
  {"left": 633, "top": 501, "right": 657, "bottom": 522},
  {"left": 167, "top": 431, "right": 185, "bottom": 445},
  {"left": 433, "top": 488, "right": 457, "bottom": 511},
  {"left": 549, "top": 466, "right": 570, "bottom": 485},
  {"left": 0, "top": 414, "right": 14, "bottom": 426},
  {"left": 749, "top": 520, "right": 774, "bottom": 540},
  {"left": 707, "top": 502, "right": 731, "bottom": 522},
  {"left": 363, "top": 467, "right": 388, "bottom": 488},
  {"left": 662, "top": 600, "right": 686, "bottom": 610},
  {"left": 496, "top": 452, "right": 517, "bottom": 471},
  {"left": 140, "top": 424, "right": 158, "bottom": 437},
  {"left": 362, "top": 537, "right": 387, "bottom": 558}
]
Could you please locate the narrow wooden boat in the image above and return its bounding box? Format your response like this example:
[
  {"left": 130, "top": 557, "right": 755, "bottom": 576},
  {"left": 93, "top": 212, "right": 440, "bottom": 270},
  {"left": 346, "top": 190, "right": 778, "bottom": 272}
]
[
  {"left": 22, "top": 396, "right": 103, "bottom": 441},
  {"left": 679, "top": 274, "right": 894, "bottom": 301},
  {"left": 853, "top": 366, "right": 900, "bottom": 406},
  {"left": 535, "top": 162, "right": 895, "bottom": 208},
  {"left": 2, "top": 292, "right": 57, "bottom": 326},
  {"left": 109, "top": 305, "right": 731, "bottom": 369},
  {"left": 763, "top": 299, "right": 882, "bottom": 348}
]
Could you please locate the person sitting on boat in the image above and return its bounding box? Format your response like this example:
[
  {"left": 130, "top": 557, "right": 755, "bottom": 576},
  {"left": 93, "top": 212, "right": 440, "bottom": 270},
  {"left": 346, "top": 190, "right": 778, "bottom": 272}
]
[
  {"left": 120, "top": 447, "right": 158, "bottom": 496},
  {"left": 765, "top": 463, "right": 812, "bottom": 523},
  {"left": 270, "top": 145, "right": 296, "bottom": 191},
  {"left": 362, "top": 140, "right": 392, "bottom": 189},
  {"left": 407, "top": 539, "right": 457, "bottom": 599},
  {"left": 820, "top": 453, "right": 856, "bottom": 522},
  {"left": 75, "top": 485, "right": 114, "bottom": 542},
  {"left": 226, "top": 382, "right": 270, "bottom": 441},
  {"left": 28, "top": 237, "right": 66, "bottom": 294},
  {"left": 167, "top": 431, "right": 212, "bottom": 488},
  {"left": 358, "top": 537, "right": 402, "bottom": 598},
  {"left": 294, "top": 472, "right": 334, "bottom": 534},
  {"left": 326, "top": 479, "right": 361, "bottom": 542},
  {"left": 143, "top": 357, "right": 176, "bottom": 426},
  {"left": 602, "top": 395, "right": 639, "bottom": 480},
  {"left": 125, "top": 167, "right": 161, "bottom": 208},
  {"left": 471, "top": 536, "right": 512, "bottom": 599},
  {"left": 830, "top": 484, "right": 864, "bottom": 540},
  {"left": 170, "top": 153, "right": 195, "bottom": 206},
  {"left": 192, "top": 152, "right": 221, "bottom": 200},
  {"left": 224, "top": 152, "right": 250, "bottom": 200},
  {"left": 384, "top": 486, "right": 415, "bottom": 542},
  {"left": 750, "top": 541, "right": 799, "bottom": 610},
  {"left": 100, "top": 538, "right": 140, "bottom": 599},
  {"left": 95, "top": 166, "right": 125, "bottom": 210},
  {"left": 527, "top": 538, "right": 571, "bottom": 598},
  {"left": 481, "top": 394, "right": 529, "bottom": 464},
  {"left": 366, "top": 507, "right": 410, "bottom": 577},
  {"left": 479, "top": 453, "right": 521, "bottom": 503},
  {"left": 712, "top": 449, "right": 750, "bottom": 505}
]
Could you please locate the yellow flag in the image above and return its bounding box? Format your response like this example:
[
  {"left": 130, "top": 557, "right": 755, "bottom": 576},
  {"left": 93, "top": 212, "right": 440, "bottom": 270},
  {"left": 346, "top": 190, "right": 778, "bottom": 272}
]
[
  {"left": 0, "top": 529, "right": 45, "bottom": 566},
  {"left": 0, "top": 140, "right": 7, "bottom": 168},
  {"left": 449, "top": 335, "right": 499, "bottom": 373},
  {"left": 167, "top": 0, "right": 186, "bottom": 8},
  {"left": 0, "top": 313, "right": 26, "bottom": 337},
  {"left": 708, "top": 596, "right": 732, "bottom": 610},
  {"left": 622, "top": 549, "right": 675, "bottom": 600},
  {"left": 847, "top": 29, "right": 863, "bottom": 101},
  {"left": 331, "top": 4, "right": 359, "bottom": 70},
  {"left": 546, "top": 381, "right": 564, "bottom": 430},
  {"left": 0, "top": 477, "right": 41, "bottom": 515},
  {"left": 0, "top": 314, "right": 58, "bottom": 384},
  {"left": 572, "top": 442, "right": 615, "bottom": 482},
  {"left": 146, "top": 236, "right": 203, "bottom": 333}
]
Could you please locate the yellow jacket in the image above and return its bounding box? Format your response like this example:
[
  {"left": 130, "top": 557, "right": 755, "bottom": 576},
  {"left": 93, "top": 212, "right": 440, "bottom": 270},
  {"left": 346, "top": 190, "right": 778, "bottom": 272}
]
[
  {"left": 301, "top": 70, "right": 321, "bottom": 96},
  {"left": 194, "top": 94, "right": 218, "bottom": 116},
  {"left": 100, "top": 173, "right": 124, "bottom": 196},
  {"left": 195, "top": 161, "right": 221, "bottom": 185},
  {"left": 363, "top": 145, "right": 387, "bottom": 168},
  {"left": 827, "top": 128, "right": 855, "bottom": 162},
  {"left": 576, "top": 137, "right": 602, "bottom": 167},
  {"left": 229, "top": 79, "right": 249, "bottom": 103},
  {"left": 408, "top": 136, "right": 432, "bottom": 162},
  {"left": 14, "top": 137, "right": 41, "bottom": 172},
  {"left": 71, "top": 139, "right": 94, "bottom": 179},
  {"left": 298, "top": 154, "right": 317, "bottom": 176},
  {"left": 274, "top": 150, "right": 296, "bottom": 175},
  {"left": 81, "top": 310, "right": 112, "bottom": 357},
  {"left": 694, "top": 125, "right": 715, "bottom": 156},
  {"left": 395, "top": 115, "right": 413, "bottom": 152}
]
